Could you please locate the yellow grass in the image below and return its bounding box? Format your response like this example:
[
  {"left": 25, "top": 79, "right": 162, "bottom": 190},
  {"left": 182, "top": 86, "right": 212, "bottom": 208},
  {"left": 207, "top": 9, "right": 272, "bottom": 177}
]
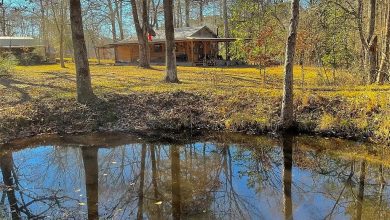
[
  {"left": 9, "top": 64, "right": 389, "bottom": 99},
  {"left": 1, "top": 63, "right": 389, "bottom": 144}
]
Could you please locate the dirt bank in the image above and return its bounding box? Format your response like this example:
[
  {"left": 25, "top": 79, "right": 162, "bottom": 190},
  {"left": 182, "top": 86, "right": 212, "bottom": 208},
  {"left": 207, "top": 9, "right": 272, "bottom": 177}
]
[{"left": 1, "top": 91, "right": 389, "bottom": 145}]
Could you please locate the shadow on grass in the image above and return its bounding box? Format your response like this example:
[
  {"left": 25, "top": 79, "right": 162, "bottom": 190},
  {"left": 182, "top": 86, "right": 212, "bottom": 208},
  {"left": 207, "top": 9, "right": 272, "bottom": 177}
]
[
  {"left": 0, "top": 75, "right": 73, "bottom": 105},
  {"left": 43, "top": 71, "right": 76, "bottom": 83}
]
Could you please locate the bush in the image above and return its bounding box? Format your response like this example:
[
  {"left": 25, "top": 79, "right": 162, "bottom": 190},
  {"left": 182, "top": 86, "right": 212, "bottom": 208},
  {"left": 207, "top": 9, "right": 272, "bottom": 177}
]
[
  {"left": 0, "top": 53, "right": 17, "bottom": 75},
  {"left": 18, "top": 52, "right": 43, "bottom": 65}
]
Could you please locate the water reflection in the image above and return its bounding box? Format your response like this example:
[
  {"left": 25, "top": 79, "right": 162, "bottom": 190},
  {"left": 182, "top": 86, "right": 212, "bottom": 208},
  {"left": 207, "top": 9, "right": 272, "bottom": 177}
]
[
  {"left": 82, "top": 148, "right": 99, "bottom": 219},
  {"left": 0, "top": 152, "right": 20, "bottom": 219},
  {"left": 282, "top": 135, "right": 293, "bottom": 220},
  {"left": 0, "top": 134, "right": 389, "bottom": 219},
  {"left": 171, "top": 145, "right": 181, "bottom": 220},
  {"left": 136, "top": 144, "right": 146, "bottom": 220},
  {"left": 356, "top": 161, "right": 366, "bottom": 220}
]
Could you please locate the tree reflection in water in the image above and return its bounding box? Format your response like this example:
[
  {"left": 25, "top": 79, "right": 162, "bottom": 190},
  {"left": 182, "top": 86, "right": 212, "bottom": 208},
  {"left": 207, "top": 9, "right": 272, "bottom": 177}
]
[
  {"left": 171, "top": 145, "right": 181, "bottom": 220},
  {"left": 0, "top": 152, "right": 20, "bottom": 219},
  {"left": 0, "top": 134, "right": 389, "bottom": 219},
  {"left": 282, "top": 135, "right": 293, "bottom": 220},
  {"left": 136, "top": 144, "right": 146, "bottom": 220},
  {"left": 82, "top": 148, "right": 99, "bottom": 220}
]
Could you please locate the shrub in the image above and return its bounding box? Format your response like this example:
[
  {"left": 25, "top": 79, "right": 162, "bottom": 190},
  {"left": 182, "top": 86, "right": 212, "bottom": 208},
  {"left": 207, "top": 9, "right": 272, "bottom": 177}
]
[
  {"left": 18, "top": 52, "right": 43, "bottom": 65},
  {"left": 0, "top": 53, "right": 17, "bottom": 75}
]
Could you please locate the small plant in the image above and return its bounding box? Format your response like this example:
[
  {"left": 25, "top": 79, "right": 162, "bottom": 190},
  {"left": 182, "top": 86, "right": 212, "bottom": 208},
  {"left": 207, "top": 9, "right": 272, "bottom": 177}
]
[{"left": 0, "top": 53, "right": 17, "bottom": 76}]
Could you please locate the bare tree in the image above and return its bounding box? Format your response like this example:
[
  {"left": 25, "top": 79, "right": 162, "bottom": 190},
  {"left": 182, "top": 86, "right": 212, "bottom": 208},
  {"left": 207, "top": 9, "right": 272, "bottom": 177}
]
[
  {"left": 50, "top": 0, "right": 68, "bottom": 68},
  {"left": 131, "top": 0, "right": 151, "bottom": 68},
  {"left": 115, "top": 0, "right": 125, "bottom": 40},
  {"left": 0, "top": 0, "right": 6, "bottom": 36},
  {"left": 193, "top": 0, "right": 205, "bottom": 23},
  {"left": 280, "top": 0, "right": 300, "bottom": 130},
  {"left": 357, "top": 0, "right": 378, "bottom": 84},
  {"left": 163, "top": 0, "right": 179, "bottom": 82},
  {"left": 222, "top": 0, "right": 229, "bottom": 58},
  {"left": 107, "top": 0, "right": 118, "bottom": 42},
  {"left": 70, "top": 0, "right": 96, "bottom": 103},
  {"left": 378, "top": 2, "right": 390, "bottom": 84},
  {"left": 184, "top": 0, "right": 190, "bottom": 27},
  {"left": 150, "top": 0, "right": 162, "bottom": 29}
]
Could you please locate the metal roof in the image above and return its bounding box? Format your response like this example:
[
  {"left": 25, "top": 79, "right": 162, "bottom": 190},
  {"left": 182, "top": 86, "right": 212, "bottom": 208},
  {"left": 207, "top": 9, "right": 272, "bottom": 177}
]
[
  {"left": 0, "top": 36, "right": 43, "bottom": 48},
  {"left": 111, "top": 26, "right": 219, "bottom": 45}
]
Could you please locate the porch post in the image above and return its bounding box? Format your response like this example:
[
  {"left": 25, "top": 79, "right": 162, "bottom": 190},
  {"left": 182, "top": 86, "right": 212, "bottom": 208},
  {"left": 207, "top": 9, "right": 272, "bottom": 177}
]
[
  {"left": 97, "top": 47, "right": 101, "bottom": 65},
  {"left": 148, "top": 43, "right": 151, "bottom": 64},
  {"left": 114, "top": 46, "right": 118, "bottom": 64},
  {"left": 204, "top": 41, "right": 207, "bottom": 64},
  {"left": 130, "top": 45, "right": 132, "bottom": 63},
  {"left": 191, "top": 40, "right": 194, "bottom": 66}
]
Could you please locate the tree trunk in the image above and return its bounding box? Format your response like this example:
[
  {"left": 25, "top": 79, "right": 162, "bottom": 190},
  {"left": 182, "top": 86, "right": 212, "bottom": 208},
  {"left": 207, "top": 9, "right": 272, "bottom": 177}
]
[
  {"left": 141, "top": 0, "right": 150, "bottom": 65},
  {"left": 185, "top": 0, "right": 190, "bottom": 27},
  {"left": 199, "top": 0, "right": 203, "bottom": 23},
  {"left": 107, "top": 0, "right": 118, "bottom": 41},
  {"left": 50, "top": 0, "right": 67, "bottom": 68},
  {"left": 358, "top": 0, "right": 378, "bottom": 84},
  {"left": 367, "top": 0, "right": 376, "bottom": 43},
  {"left": 222, "top": 0, "right": 229, "bottom": 58},
  {"left": 378, "top": 4, "right": 390, "bottom": 84},
  {"left": 176, "top": 0, "right": 182, "bottom": 27},
  {"left": 70, "top": 0, "right": 95, "bottom": 104},
  {"left": 59, "top": 2, "right": 66, "bottom": 68},
  {"left": 115, "top": 0, "right": 125, "bottom": 40},
  {"left": 280, "top": 0, "right": 299, "bottom": 130},
  {"left": 59, "top": 26, "right": 66, "bottom": 68},
  {"left": 131, "top": 0, "right": 150, "bottom": 68},
  {"left": 0, "top": 5, "right": 5, "bottom": 36},
  {"left": 367, "top": 0, "right": 378, "bottom": 83},
  {"left": 368, "top": 36, "right": 378, "bottom": 83},
  {"left": 164, "top": 0, "right": 179, "bottom": 83},
  {"left": 151, "top": 0, "right": 161, "bottom": 29},
  {"left": 39, "top": 0, "right": 48, "bottom": 61}
]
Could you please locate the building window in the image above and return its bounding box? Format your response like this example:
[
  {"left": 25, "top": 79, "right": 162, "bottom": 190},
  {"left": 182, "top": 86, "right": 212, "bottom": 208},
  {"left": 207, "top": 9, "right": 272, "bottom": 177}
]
[{"left": 154, "top": 44, "right": 163, "bottom": 53}]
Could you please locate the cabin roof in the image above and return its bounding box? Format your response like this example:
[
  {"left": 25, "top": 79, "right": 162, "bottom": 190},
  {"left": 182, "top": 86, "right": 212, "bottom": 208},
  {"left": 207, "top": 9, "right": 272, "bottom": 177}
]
[
  {"left": 0, "top": 36, "right": 43, "bottom": 48},
  {"left": 111, "top": 26, "right": 219, "bottom": 45}
]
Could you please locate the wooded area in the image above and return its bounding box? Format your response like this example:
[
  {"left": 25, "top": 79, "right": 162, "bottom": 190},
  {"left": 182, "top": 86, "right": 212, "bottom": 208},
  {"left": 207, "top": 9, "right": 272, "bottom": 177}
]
[
  {"left": 1, "top": 0, "right": 390, "bottom": 84},
  {"left": 0, "top": 0, "right": 389, "bottom": 144}
]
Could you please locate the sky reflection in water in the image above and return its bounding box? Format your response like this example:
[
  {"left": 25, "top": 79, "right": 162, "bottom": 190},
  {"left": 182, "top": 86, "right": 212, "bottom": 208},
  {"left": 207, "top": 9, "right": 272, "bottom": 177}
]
[{"left": 0, "top": 134, "right": 389, "bottom": 220}]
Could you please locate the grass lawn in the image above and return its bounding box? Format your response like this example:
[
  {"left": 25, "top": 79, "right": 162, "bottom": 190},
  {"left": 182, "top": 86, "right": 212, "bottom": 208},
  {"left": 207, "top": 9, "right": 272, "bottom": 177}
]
[{"left": 0, "top": 63, "right": 389, "bottom": 144}]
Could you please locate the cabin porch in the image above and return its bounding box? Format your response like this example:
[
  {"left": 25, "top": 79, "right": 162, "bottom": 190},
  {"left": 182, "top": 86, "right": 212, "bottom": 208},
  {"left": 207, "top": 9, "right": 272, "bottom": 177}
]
[{"left": 114, "top": 39, "right": 235, "bottom": 66}]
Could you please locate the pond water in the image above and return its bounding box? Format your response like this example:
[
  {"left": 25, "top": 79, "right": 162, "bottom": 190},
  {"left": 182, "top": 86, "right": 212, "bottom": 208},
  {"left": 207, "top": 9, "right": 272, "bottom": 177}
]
[{"left": 0, "top": 133, "right": 389, "bottom": 220}]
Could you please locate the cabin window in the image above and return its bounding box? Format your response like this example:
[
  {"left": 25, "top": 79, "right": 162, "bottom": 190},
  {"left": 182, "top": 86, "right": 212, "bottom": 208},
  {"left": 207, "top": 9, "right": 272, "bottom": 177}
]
[{"left": 154, "top": 44, "right": 163, "bottom": 53}]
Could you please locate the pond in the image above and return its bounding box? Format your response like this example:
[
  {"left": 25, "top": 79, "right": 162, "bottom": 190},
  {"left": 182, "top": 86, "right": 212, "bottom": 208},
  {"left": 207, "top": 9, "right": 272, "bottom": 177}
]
[{"left": 0, "top": 133, "right": 389, "bottom": 220}]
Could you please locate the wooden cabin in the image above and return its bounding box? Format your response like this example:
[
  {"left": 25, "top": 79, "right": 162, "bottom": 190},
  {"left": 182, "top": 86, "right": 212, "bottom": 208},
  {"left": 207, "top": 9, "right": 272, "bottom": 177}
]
[
  {"left": 110, "top": 26, "right": 236, "bottom": 66},
  {"left": 0, "top": 36, "right": 43, "bottom": 53},
  {"left": 0, "top": 36, "right": 48, "bottom": 64}
]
